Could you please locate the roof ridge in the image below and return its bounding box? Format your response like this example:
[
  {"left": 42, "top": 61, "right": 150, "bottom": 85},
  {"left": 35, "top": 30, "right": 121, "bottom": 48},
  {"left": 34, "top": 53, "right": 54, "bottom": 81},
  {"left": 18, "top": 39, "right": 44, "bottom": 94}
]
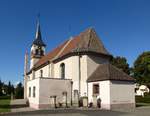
[{"left": 53, "top": 37, "right": 73, "bottom": 60}]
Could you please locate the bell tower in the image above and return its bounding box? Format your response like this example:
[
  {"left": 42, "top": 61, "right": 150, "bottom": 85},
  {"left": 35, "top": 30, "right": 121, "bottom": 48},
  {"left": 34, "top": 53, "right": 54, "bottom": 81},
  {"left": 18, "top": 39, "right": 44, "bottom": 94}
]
[{"left": 30, "top": 19, "right": 46, "bottom": 69}]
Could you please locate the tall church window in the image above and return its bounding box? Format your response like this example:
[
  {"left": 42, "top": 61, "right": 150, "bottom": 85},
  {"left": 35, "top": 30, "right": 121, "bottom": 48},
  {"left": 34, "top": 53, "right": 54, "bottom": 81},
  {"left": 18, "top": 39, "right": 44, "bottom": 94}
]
[
  {"left": 33, "top": 86, "right": 36, "bottom": 98},
  {"left": 40, "top": 70, "right": 43, "bottom": 77},
  {"left": 60, "top": 63, "right": 65, "bottom": 79},
  {"left": 41, "top": 50, "right": 44, "bottom": 56},
  {"left": 29, "top": 87, "right": 31, "bottom": 97}
]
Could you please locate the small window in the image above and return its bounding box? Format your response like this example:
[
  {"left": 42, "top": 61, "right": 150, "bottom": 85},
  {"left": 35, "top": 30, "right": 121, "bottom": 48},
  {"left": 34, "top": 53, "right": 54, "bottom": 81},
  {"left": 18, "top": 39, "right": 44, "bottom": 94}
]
[
  {"left": 33, "top": 86, "right": 36, "bottom": 98},
  {"left": 35, "top": 49, "right": 38, "bottom": 55},
  {"left": 40, "top": 70, "right": 43, "bottom": 77},
  {"left": 93, "top": 84, "right": 99, "bottom": 95},
  {"left": 29, "top": 87, "right": 31, "bottom": 97},
  {"left": 41, "top": 50, "right": 44, "bottom": 56},
  {"left": 60, "top": 63, "right": 65, "bottom": 79}
]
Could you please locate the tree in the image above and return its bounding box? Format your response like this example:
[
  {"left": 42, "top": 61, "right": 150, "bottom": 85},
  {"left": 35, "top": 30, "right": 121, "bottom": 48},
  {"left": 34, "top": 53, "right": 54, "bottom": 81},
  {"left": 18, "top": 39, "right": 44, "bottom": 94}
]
[
  {"left": 111, "top": 56, "right": 130, "bottom": 74},
  {"left": 0, "top": 80, "right": 2, "bottom": 96},
  {"left": 133, "top": 51, "right": 150, "bottom": 87},
  {"left": 11, "top": 85, "right": 15, "bottom": 95},
  {"left": 8, "top": 81, "right": 12, "bottom": 95},
  {"left": 15, "top": 82, "right": 24, "bottom": 99}
]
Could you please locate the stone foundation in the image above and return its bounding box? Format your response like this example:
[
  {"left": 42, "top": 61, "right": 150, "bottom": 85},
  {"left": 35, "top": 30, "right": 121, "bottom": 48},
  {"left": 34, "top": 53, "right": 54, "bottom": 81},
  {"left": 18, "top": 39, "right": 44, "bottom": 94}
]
[
  {"left": 30, "top": 103, "right": 51, "bottom": 109},
  {"left": 30, "top": 102, "right": 135, "bottom": 110},
  {"left": 110, "top": 103, "right": 135, "bottom": 110},
  {"left": 101, "top": 103, "right": 135, "bottom": 110},
  {"left": 29, "top": 103, "right": 39, "bottom": 109}
]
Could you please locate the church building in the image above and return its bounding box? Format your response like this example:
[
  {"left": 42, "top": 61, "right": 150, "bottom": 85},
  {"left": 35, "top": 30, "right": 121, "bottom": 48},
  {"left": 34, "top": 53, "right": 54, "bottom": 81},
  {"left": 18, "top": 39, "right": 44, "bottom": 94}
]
[{"left": 24, "top": 20, "right": 135, "bottom": 110}]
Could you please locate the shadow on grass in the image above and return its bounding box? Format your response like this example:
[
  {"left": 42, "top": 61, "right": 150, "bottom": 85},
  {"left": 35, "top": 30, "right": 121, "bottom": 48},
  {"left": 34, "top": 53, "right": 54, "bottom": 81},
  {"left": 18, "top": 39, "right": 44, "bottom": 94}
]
[
  {"left": 136, "top": 103, "right": 150, "bottom": 107},
  {"left": 0, "top": 104, "right": 10, "bottom": 109},
  {"left": 0, "top": 99, "right": 11, "bottom": 113},
  {"left": 10, "top": 104, "right": 29, "bottom": 109}
]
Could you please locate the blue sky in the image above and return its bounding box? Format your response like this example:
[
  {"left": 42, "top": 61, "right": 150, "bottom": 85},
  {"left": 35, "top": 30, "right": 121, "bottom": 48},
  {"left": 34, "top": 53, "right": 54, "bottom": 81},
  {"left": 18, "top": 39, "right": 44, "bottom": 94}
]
[{"left": 0, "top": 0, "right": 150, "bottom": 84}]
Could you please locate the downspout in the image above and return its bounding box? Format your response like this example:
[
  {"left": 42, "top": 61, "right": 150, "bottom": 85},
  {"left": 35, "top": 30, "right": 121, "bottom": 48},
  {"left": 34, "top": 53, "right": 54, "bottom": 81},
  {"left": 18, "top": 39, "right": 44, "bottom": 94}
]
[
  {"left": 71, "top": 81, "right": 73, "bottom": 106},
  {"left": 48, "top": 61, "right": 50, "bottom": 77}
]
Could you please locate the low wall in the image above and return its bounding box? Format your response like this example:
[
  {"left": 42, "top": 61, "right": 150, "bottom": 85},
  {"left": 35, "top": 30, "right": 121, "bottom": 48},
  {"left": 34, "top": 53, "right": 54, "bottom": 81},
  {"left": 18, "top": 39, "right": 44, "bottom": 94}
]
[{"left": 39, "top": 78, "right": 72, "bottom": 108}]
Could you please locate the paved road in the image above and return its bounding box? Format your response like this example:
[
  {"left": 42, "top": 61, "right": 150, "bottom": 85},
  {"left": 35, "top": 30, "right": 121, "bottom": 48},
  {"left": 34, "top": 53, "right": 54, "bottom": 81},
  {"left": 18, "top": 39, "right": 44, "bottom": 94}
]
[
  {"left": 1, "top": 100, "right": 149, "bottom": 116},
  {"left": 1, "top": 107, "right": 150, "bottom": 116}
]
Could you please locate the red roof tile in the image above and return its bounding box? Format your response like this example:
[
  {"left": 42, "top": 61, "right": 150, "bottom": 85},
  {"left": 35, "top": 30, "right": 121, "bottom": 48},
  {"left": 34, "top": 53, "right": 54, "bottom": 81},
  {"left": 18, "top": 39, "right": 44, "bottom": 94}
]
[{"left": 34, "top": 28, "right": 111, "bottom": 69}]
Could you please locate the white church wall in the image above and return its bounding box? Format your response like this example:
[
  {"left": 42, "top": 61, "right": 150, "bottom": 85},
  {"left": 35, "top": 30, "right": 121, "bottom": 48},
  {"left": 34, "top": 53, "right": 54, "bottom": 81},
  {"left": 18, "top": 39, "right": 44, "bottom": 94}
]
[
  {"left": 109, "top": 80, "right": 135, "bottom": 109},
  {"left": 27, "top": 78, "right": 72, "bottom": 109},
  {"left": 80, "top": 55, "right": 88, "bottom": 96},
  {"left": 53, "top": 55, "right": 88, "bottom": 96},
  {"left": 83, "top": 55, "right": 109, "bottom": 98},
  {"left": 88, "top": 81, "right": 111, "bottom": 109},
  {"left": 52, "top": 54, "right": 109, "bottom": 97},
  {"left": 39, "top": 78, "right": 72, "bottom": 108},
  {"left": 54, "top": 56, "right": 73, "bottom": 79},
  {"left": 53, "top": 56, "right": 80, "bottom": 92},
  {"left": 34, "top": 64, "right": 50, "bottom": 78},
  {"left": 99, "top": 80, "right": 111, "bottom": 109},
  {"left": 27, "top": 78, "right": 40, "bottom": 109}
]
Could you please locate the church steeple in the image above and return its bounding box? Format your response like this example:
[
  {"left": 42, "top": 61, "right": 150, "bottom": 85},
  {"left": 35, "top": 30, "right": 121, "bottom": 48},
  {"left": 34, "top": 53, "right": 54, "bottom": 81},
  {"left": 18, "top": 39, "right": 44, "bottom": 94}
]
[
  {"left": 32, "top": 18, "right": 46, "bottom": 47},
  {"left": 30, "top": 18, "right": 46, "bottom": 69}
]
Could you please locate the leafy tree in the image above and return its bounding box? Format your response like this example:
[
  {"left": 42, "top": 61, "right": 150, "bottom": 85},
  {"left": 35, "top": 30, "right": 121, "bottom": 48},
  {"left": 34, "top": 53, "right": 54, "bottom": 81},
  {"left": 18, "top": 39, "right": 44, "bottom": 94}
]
[
  {"left": 0, "top": 80, "right": 2, "bottom": 96},
  {"left": 0, "top": 80, "right": 15, "bottom": 96},
  {"left": 11, "top": 85, "right": 15, "bottom": 95},
  {"left": 3, "top": 84, "right": 8, "bottom": 95},
  {"left": 111, "top": 56, "right": 130, "bottom": 74},
  {"left": 15, "top": 82, "right": 24, "bottom": 99},
  {"left": 8, "top": 81, "right": 12, "bottom": 95},
  {"left": 133, "top": 51, "right": 150, "bottom": 87}
]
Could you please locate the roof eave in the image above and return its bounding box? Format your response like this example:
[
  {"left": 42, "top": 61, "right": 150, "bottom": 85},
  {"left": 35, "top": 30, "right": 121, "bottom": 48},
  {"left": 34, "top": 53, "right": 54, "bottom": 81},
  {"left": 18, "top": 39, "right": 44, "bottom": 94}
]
[{"left": 87, "top": 79, "right": 135, "bottom": 83}]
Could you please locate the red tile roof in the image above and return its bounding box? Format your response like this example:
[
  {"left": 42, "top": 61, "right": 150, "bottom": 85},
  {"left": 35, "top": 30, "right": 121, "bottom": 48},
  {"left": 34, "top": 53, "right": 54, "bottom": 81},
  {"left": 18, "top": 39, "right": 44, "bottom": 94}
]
[
  {"left": 34, "top": 28, "right": 111, "bottom": 69},
  {"left": 34, "top": 40, "right": 69, "bottom": 68}
]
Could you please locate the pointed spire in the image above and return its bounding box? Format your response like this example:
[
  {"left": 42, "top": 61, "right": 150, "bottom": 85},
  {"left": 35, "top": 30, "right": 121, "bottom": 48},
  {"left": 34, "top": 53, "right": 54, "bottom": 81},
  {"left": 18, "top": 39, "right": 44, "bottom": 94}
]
[
  {"left": 35, "top": 14, "right": 41, "bottom": 39},
  {"left": 32, "top": 15, "right": 46, "bottom": 46}
]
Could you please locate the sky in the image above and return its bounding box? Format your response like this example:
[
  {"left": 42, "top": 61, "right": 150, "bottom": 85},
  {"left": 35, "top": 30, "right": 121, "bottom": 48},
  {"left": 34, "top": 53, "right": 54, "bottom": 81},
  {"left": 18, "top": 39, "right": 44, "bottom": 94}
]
[{"left": 0, "top": 0, "right": 150, "bottom": 84}]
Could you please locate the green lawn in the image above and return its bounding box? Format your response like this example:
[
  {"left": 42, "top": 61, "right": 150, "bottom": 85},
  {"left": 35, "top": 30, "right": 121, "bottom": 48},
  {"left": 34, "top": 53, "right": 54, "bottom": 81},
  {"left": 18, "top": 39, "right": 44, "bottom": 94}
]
[{"left": 0, "top": 96, "right": 11, "bottom": 113}]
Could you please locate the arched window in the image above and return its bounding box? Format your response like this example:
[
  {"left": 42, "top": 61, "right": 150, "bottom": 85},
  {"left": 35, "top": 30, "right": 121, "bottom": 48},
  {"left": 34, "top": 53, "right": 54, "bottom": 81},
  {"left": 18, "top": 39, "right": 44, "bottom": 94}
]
[
  {"left": 29, "top": 87, "right": 31, "bottom": 97},
  {"left": 40, "top": 70, "right": 43, "bottom": 77},
  {"left": 40, "top": 50, "right": 44, "bottom": 56},
  {"left": 35, "top": 49, "right": 38, "bottom": 55},
  {"left": 60, "top": 63, "right": 65, "bottom": 79}
]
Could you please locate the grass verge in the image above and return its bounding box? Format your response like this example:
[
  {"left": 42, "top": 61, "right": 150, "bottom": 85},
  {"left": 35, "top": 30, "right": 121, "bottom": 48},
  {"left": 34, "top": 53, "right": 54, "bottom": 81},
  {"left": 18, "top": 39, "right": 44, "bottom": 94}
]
[{"left": 0, "top": 96, "right": 11, "bottom": 113}]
